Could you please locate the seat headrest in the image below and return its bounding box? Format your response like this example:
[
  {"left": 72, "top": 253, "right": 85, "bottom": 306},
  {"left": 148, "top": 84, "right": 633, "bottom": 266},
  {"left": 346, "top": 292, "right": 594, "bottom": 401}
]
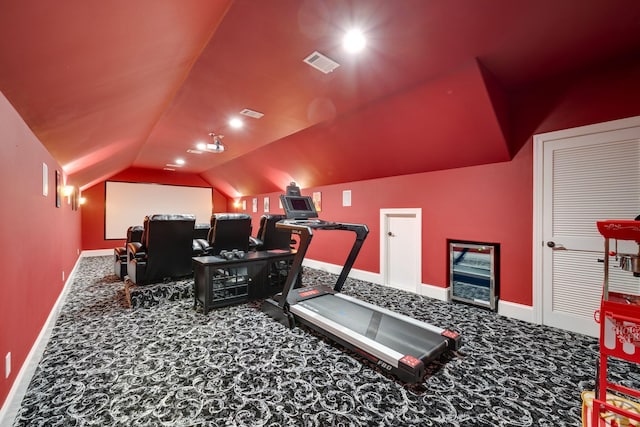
[
  {"left": 261, "top": 214, "right": 285, "bottom": 221},
  {"left": 212, "top": 213, "right": 251, "bottom": 221},
  {"left": 146, "top": 214, "right": 196, "bottom": 222}
]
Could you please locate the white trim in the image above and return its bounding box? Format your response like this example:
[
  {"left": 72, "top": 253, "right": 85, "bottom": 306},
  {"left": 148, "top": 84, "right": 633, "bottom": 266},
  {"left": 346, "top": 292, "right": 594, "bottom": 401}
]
[
  {"left": 0, "top": 257, "right": 81, "bottom": 427},
  {"left": 532, "top": 115, "right": 640, "bottom": 329},
  {"left": 532, "top": 130, "right": 544, "bottom": 325},
  {"left": 419, "top": 282, "right": 449, "bottom": 301},
  {"left": 379, "top": 208, "right": 422, "bottom": 293},
  {"left": 304, "top": 258, "right": 534, "bottom": 324},
  {"left": 82, "top": 248, "right": 113, "bottom": 257},
  {"left": 497, "top": 300, "right": 535, "bottom": 324},
  {"left": 302, "top": 258, "right": 381, "bottom": 285}
]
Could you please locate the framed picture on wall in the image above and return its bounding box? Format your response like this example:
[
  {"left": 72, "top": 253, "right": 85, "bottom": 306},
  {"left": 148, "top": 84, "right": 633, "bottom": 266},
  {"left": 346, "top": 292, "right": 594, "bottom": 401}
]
[
  {"left": 264, "top": 197, "right": 270, "bottom": 212},
  {"left": 252, "top": 197, "right": 257, "bottom": 213},
  {"left": 55, "top": 170, "right": 61, "bottom": 208}
]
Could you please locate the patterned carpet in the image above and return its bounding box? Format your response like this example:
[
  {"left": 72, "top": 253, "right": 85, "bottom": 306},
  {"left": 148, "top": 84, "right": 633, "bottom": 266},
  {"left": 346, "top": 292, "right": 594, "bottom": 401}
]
[{"left": 10, "top": 256, "right": 636, "bottom": 426}]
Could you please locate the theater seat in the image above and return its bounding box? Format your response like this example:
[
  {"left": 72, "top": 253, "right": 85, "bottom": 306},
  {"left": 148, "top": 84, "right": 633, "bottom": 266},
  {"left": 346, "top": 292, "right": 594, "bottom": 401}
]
[
  {"left": 192, "top": 223, "right": 211, "bottom": 256},
  {"left": 252, "top": 214, "right": 292, "bottom": 251},
  {"left": 114, "top": 225, "right": 144, "bottom": 279},
  {"left": 127, "top": 214, "right": 196, "bottom": 285},
  {"left": 198, "top": 213, "right": 252, "bottom": 256}
]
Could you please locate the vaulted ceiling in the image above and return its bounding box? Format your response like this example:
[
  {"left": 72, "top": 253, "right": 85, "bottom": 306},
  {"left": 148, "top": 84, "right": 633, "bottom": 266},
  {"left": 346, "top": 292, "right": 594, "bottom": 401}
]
[{"left": 1, "top": 0, "right": 639, "bottom": 196}]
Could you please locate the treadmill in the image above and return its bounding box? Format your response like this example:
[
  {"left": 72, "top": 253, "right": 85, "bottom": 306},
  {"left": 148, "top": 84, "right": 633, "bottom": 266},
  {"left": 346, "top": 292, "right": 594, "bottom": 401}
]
[{"left": 262, "top": 189, "right": 461, "bottom": 383}]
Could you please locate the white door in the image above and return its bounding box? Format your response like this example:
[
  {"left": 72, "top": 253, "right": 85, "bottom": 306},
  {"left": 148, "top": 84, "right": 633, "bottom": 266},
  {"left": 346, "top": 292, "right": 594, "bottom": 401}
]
[
  {"left": 534, "top": 117, "right": 640, "bottom": 337},
  {"left": 380, "top": 209, "right": 421, "bottom": 293}
]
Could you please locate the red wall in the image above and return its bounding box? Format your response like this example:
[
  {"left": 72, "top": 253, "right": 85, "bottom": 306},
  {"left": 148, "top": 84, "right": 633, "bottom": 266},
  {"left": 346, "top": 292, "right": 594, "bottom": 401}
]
[
  {"left": 234, "top": 148, "right": 532, "bottom": 305},
  {"left": 0, "top": 92, "right": 82, "bottom": 408},
  {"left": 81, "top": 167, "right": 228, "bottom": 250},
  {"left": 4, "top": 54, "right": 639, "bottom": 413},
  {"left": 233, "top": 58, "right": 640, "bottom": 308}
]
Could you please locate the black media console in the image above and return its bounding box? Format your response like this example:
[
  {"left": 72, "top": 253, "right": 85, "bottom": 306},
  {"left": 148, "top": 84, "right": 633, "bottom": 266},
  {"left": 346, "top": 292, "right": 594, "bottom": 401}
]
[{"left": 193, "top": 250, "right": 296, "bottom": 314}]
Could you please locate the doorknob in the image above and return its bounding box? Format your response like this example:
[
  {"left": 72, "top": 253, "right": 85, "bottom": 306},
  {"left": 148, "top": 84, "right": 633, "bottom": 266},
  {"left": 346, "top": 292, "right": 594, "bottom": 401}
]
[
  {"left": 546, "top": 241, "right": 566, "bottom": 250},
  {"left": 388, "top": 232, "right": 394, "bottom": 237}
]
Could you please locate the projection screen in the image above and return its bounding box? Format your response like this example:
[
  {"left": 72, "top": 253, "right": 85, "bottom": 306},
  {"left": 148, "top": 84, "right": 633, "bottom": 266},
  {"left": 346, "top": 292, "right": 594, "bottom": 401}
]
[{"left": 105, "top": 181, "right": 212, "bottom": 239}]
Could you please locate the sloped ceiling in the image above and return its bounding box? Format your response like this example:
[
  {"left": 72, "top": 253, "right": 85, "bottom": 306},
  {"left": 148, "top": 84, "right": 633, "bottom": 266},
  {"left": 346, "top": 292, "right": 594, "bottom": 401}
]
[{"left": 1, "top": 0, "right": 639, "bottom": 196}]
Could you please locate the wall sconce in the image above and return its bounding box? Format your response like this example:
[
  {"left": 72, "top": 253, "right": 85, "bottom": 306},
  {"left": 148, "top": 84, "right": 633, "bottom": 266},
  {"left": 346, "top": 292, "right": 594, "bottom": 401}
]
[
  {"left": 79, "top": 197, "right": 86, "bottom": 205},
  {"left": 62, "top": 185, "right": 74, "bottom": 197},
  {"left": 62, "top": 185, "right": 74, "bottom": 205}
]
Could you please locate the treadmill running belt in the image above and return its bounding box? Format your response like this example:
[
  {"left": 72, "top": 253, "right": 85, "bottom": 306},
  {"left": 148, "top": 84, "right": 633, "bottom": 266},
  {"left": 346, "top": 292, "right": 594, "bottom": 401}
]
[{"left": 299, "top": 294, "right": 447, "bottom": 360}]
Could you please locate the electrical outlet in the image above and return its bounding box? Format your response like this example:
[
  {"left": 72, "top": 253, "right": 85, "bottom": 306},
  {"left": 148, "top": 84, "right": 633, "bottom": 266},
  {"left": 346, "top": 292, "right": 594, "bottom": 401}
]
[{"left": 5, "top": 352, "right": 11, "bottom": 378}]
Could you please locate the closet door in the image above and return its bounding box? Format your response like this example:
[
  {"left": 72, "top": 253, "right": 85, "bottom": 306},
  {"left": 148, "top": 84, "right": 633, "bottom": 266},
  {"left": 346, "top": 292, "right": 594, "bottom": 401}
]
[{"left": 538, "top": 120, "right": 640, "bottom": 337}]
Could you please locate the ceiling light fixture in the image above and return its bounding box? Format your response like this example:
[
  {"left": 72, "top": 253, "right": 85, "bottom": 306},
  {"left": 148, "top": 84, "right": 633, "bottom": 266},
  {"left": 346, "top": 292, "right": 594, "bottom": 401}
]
[
  {"left": 343, "top": 29, "right": 366, "bottom": 53},
  {"left": 198, "top": 132, "right": 225, "bottom": 154},
  {"left": 229, "top": 117, "right": 243, "bottom": 129},
  {"left": 175, "top": 158, "right": 185, "bottom": 165}
]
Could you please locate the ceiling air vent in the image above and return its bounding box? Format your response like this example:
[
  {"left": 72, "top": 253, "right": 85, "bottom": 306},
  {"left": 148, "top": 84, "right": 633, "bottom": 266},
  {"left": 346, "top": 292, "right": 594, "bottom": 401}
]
[
  {"left": 303, "top": 51, "right": 340, "bottom": 74},
  {"left": 239, "top": 109, "right": 264, "bottom": 119}
]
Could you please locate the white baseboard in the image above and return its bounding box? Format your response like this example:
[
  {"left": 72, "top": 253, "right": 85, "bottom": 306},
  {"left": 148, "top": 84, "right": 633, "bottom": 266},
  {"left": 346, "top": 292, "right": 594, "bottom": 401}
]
[
  {"left": 419, "top": 283, "right": 450, "bottom": 301},
  {"left": 0, "top": 256, "right": 82, "bottom": 427},
  {"left": 303, "top": 258, "right": 535, "bottom": 324},
  {"left": 302, "top": 259, "right": 383, "bottom": 285},
  {"left": 82, "top": 249, "right": 113, "bottom": 257},
  {"left": 497, "top": 300, "right": 535, "bottom": 323}
]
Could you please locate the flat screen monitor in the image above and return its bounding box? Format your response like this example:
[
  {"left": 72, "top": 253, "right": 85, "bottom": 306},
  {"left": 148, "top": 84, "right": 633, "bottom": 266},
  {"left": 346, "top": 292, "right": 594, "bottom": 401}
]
[{"left": 280, "top": 195, "right": 318, "bottom": 219}]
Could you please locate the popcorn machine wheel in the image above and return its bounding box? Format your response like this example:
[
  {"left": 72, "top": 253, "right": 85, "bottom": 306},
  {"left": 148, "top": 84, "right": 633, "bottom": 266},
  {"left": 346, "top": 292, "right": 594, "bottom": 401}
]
[{"left": 591, "top": 219, "right": 640, "bottom": 426}]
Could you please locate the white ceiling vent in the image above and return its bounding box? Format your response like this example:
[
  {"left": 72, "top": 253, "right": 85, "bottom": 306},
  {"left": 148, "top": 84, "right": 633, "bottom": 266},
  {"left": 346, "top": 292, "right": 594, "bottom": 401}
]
[
  {"left": 303, "top": 51, "right": 340, "bottom": 74},
  {"left": 239, "top": 108, "right": 264, "bottom": 119}
]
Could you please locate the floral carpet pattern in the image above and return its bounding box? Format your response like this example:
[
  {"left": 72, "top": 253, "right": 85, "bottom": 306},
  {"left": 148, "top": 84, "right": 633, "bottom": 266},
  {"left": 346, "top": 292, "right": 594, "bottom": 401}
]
[{"left": 11, "top": 256, "right": 636, "bottom": 426}]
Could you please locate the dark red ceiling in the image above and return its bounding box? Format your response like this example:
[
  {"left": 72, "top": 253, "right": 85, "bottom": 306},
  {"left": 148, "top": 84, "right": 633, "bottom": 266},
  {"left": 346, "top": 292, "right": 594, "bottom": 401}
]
[{"left": 1, "top": 0, "right": 639, "bottom": 196}]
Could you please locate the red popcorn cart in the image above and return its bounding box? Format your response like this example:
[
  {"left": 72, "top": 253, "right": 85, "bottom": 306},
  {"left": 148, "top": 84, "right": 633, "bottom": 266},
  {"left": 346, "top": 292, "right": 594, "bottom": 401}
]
[{"left": 587, "top": 220, "right": 640, "bottom": 426}]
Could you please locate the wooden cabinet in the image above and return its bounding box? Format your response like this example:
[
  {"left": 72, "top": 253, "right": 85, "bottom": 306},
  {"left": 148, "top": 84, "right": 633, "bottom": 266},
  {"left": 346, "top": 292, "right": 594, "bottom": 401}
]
[{"left": 193, "top": 250, "right": 296, "bottom": 314}]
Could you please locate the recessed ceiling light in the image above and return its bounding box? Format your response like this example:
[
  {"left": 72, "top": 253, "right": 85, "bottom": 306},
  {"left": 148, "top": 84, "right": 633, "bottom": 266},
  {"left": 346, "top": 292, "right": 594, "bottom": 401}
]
[
  {"left": 175, "top": 158, "right": 185, "bottom": 165},
  {"left": 343, "top": 29, "right": 366, "bottom": 53},
  {"left": 229, "top": 117, "right": 243, "bottom": 129}
]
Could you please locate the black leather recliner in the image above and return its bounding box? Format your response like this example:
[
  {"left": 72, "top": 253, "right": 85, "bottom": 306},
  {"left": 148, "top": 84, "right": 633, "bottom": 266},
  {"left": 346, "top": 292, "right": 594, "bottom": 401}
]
[
  {"left": 127, "top": 214, "right": 196, "bottom": 285},
  {"left": 251, "top": 214, "right": 292, "bottom": 251},
  {"left": 192, "top": 223, "right": 211, "bottom": 256},
  {"left": 114, "top": 225, "right": 144, "bottom": 279},
  {"left": 196, "top": 213, "right": 252, "bottom": 257}
]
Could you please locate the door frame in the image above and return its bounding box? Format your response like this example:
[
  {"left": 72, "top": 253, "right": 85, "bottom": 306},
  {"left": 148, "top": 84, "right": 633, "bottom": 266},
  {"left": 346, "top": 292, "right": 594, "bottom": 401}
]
[
  {"left": 532, "top": 115, "right": 640, "bottom": 325},
  {"left": 380, "top": 208, "right": 422, "bottom": 292}
]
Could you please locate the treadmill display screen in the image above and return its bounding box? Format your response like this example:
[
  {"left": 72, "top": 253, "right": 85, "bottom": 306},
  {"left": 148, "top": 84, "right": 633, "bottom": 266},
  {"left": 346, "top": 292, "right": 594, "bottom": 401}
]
[
  {"left": 281, "top": 195, "right": 319, "bottom": 219},
  {"left": 290, "top": 198, "right": 311, "bottom": 210}
]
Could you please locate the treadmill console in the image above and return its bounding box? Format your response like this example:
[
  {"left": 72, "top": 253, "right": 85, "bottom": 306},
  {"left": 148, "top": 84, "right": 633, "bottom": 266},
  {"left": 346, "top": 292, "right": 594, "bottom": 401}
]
[{"left": 280, "top": 194, "right": 319, "bottom": 219}]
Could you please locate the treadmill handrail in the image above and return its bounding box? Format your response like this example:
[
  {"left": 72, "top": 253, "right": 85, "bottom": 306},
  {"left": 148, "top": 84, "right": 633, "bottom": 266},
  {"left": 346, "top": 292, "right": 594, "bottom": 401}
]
[{"left": 276, "top": 220, "right": 369, "bottom": 307}]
